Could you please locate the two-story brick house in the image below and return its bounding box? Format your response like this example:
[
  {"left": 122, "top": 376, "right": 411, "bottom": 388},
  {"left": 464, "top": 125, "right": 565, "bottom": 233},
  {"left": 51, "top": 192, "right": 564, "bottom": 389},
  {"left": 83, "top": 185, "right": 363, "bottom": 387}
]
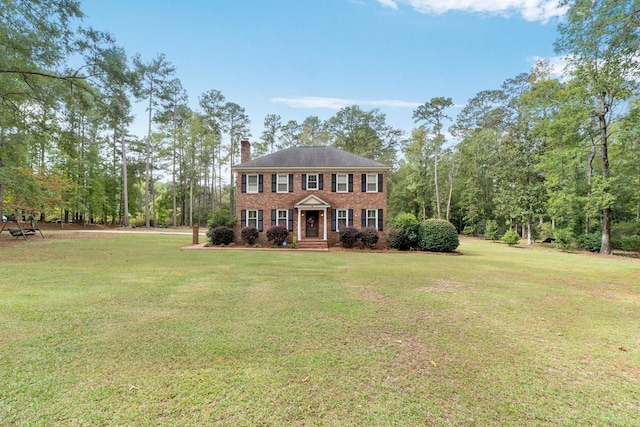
[{"left": 233, "top": 139, "right": 390, "bottom": 249}]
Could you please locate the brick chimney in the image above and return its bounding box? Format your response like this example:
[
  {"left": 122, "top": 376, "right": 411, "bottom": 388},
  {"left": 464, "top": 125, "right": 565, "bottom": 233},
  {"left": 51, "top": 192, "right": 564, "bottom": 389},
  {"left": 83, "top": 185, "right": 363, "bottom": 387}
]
[{"left": 240, "top": 137, "right": 251, "bottom": 163}]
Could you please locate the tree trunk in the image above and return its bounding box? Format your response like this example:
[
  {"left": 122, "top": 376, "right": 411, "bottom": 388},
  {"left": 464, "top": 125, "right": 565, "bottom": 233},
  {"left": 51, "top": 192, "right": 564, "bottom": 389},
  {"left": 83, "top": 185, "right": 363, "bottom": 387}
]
[
  {"left": 145, "top": 81, "right": 153, "bottom": 228},
  {"left": 121, "top": 134, "right": 129, "bottom": 227},
  {"left": 586, "top": 138, "right": 596, "bottom": 234},
  {"left": 527, "top": 216, "right": 532, "bottom": 246},
  {"left": 446, "top": 155, "right": 458, "bottom": 222},
  {"left": 172, "top": 134, "right": 177, "bottom": 228},
  {"left": 434, "top": 147, "right": 441, "bottom": 219},
  {"left": 597, "top": 98, "right": 612, "bottom": 255}
]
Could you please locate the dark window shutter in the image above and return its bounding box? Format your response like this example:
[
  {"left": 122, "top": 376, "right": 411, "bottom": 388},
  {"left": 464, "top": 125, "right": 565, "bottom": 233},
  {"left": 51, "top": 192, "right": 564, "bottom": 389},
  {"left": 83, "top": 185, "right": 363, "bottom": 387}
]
[
  {"left": 348, "top": 209, "right": 354, "bottom": 227},
  {"left": 378, "top": 209, "right": 384, "bottom": 231},
  {"left": 271, "top": 209, "right": 276, "bottom": 226},
  {"left": 302, "top": 174, "right": 307, "bottom": 190},
  {"left": 258, "top": 174, "right": 264, "bottom": 193},
  {"left": 348, "top": 174, "right": 354, "bottom": 192},
  {"left": 318, "top": 174, "right": 324, "bottom": 190},
  {"left": 378, "top": 174, "right": 383, "bottom": 193},
  {"left": 271, "top": 174, "right": 276, "bottom": 192},
  {"left": 361, "top": 174, "right": 366, "bottom": 192},
  {"left": 288, "top": 174, "right": 294, "bottom": 192},
  {"left": 331, "top": 174, "right": 336, "bottom": 192},
  {"left": 331, "top": 209, "right": 337, "bottom": 231},
  {"left": 241, "top": 210, "right": 246, "bottom": 226},
  {"left": 258, "top": 210, "right": 263, "bottom": 232},
  {"left": 241, "top": 174, "right": 247, "bottom": 193},
  {"left": 361, "top": 209, "right": 366, "bottom": 228},
  {"left": 288, "top": 209, "right": 294, "bottom": 231}
]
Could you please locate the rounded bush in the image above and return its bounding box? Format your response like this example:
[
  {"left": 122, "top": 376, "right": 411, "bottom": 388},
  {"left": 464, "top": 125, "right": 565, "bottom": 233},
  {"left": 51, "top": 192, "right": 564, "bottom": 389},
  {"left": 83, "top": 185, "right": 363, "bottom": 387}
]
[
  {"left": 386, "top": 227, "right": 410, "bottom": 250},
  {"left": 501, "top": 229, "right": 520, "bottom": 246},
  {"left": 339, "top": 227, "right": 361, "bottom": 248},
  {"left": 359, "top": 227, "right": 379, "bottom": 249},
  {"left": 207, "top": 225, "right": 234, "bottom": 245},
  {"left": 418, "top": 219, "right": 459, "bottom": 252},
  {"left": 391, "top": 213, "right": 420, "bottom": 249},
  {"left": 621, "top": 235, "right": 640, "bottom": 252},
  {"left": 577, "top": 232, "right": 601, "bottom": 252},
  {"left": 267, "top": 225, "right": 289, "bottom": 246},
  {"left": 241, "top": 226, "right": 259, "bottom": 245}
]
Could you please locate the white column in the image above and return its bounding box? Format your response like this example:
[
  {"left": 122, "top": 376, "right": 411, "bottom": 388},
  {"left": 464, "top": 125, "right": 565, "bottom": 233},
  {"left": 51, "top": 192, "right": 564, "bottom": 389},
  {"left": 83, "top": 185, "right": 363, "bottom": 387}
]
[
  {"left": 323, "top": 208, "right": 327, "bottom": 240},
  {"left": 297, "top": 209, "right": 302, "bottom": 241}
]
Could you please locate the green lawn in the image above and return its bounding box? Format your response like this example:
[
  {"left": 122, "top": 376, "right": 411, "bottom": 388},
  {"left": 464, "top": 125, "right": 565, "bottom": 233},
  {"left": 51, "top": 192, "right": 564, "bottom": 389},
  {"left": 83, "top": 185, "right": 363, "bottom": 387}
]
[{"left": 1, "top": 234, "right": 639, "bottom": 426}]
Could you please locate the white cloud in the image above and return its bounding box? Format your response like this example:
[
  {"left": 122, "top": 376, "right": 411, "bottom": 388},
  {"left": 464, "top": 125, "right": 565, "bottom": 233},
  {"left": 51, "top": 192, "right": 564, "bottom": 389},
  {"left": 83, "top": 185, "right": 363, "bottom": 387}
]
[
  {"left": 380, "top": 0, "right": 567, "bottom": 23},
  {"left": 530, "top": 55, "right": 569, "bottom": 79},
  {"left": 272, "top": 96, "right": 421, "bottom": 109},
  {"left": 376, "top": 0, "right": 399, "bottom": 9}
]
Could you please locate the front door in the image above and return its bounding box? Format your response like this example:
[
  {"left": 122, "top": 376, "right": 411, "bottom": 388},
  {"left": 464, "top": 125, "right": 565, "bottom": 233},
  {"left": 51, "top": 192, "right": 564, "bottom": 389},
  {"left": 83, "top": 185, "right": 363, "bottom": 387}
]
[{"left": 305, "top": 211, "right": 318, "bottom": 238}]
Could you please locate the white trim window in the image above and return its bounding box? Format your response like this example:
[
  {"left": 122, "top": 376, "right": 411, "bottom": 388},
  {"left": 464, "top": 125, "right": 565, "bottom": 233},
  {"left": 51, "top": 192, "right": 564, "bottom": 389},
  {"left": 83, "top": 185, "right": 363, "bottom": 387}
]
[
  {"left": 246, "top": 210, "right": 258, "bottom": 228},
  {"left": 277, "top": 209, "right": 288, "bottom": 227},
  {"left": 366, "top": 174, "right": 378, "bottom": 192},
  {"left": 307, "top": 174, "right": 318, "bottom": 190},
  {"left": 366, "top": 209, "right": 377, "bottom": 228},
  {"left": 277, "top": 174, "right": 289, "bottom": 193},
  {"left": 247, "top": 174, "right": 259, "bottom": 193},
  {"left": 337, "top": 209, "right": 348, "bottom": 231},
  {"left": 336, "top": 174, "right": 348, "bottom": 193}
]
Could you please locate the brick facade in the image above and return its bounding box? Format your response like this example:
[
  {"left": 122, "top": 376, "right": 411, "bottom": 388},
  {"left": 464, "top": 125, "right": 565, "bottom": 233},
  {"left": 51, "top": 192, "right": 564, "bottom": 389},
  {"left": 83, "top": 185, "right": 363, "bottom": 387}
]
[{"left": 234, "top": 171, "right": 388, "bottom": 247}]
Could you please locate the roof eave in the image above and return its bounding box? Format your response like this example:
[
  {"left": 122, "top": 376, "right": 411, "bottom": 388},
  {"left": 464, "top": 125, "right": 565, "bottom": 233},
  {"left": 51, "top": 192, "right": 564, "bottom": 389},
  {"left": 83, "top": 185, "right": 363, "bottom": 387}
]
[{"left": 232, "top": 166, "right": 390, "bottom": 172}]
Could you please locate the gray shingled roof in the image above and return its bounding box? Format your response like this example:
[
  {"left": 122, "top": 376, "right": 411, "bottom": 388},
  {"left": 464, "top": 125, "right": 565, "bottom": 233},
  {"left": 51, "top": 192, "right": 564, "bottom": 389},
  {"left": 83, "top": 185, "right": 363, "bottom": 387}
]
[{"left": 235, "top": 146, "right": 389, "bottom": 170}]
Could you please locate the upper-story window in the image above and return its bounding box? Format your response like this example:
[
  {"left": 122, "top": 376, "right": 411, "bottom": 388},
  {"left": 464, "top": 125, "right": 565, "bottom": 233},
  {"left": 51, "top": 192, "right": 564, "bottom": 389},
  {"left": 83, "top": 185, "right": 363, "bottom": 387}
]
[
  {"left": 277, "top": 174, "right": 289, "bottom": 193},
  {"left": 307, "top": 174, "right": 318, "bottom": 190},
  {"left": 366, "top": 174, "right": 378, "bottom": 192},
  {"left": 247, "top": 175, "right": 259, "bottom": 193},
  {"left": 336, "top": 174, "right": 348, "bottom": 193}
]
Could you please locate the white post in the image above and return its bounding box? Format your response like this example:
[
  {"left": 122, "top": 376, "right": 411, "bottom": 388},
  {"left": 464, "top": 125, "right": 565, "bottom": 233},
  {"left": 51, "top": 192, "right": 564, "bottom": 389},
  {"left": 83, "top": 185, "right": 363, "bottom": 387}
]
[
  {"left": 323, "top": 208, "right": 327, "bottom": 240},
  {"left": 297, "top": 209, "right": 302, "bottom": 241}
]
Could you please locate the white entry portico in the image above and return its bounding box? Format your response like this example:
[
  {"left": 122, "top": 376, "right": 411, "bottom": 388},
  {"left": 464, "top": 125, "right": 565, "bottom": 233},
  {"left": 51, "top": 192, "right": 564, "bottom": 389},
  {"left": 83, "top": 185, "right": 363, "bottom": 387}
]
[{"left": 294, "top": 195, "right": 331, "bottom": 241}]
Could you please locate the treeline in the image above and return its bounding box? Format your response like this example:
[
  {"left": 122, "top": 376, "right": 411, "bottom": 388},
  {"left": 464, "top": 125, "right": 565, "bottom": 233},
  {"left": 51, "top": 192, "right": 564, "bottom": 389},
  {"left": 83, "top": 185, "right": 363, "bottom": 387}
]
[{"left": 1, "top": 0, "right": 638, "bottom": 254}]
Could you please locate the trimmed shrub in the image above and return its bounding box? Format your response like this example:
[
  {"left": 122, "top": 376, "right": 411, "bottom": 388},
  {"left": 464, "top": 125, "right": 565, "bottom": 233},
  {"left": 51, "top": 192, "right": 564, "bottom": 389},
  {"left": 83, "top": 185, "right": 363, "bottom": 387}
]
[
  {"left": 621, "top": 235, "right": 640, "bottom": 252},
  {"left": 207, "top": 226, "right": 234, "bottom": 245},
  {"left": 386, "top": 227, "right": 410, "bottom": 250},
  {"left": 266, "top": 225, "right": 289, "bottom": 246},
  {"left": 485, "top": 220, "right": 499, "bottom": 241},
  {"left": 359, "top": 227, "right": 380, "bottom": 249},
  {"left": 391, "top": 213, "right": 420, "bottom": 249},
  {"left": 241, "top": 227, "right": 259, "bottom": 246},
  {"left": 554, "top": 228, "right": 574, "bottom": 251},
  {"left": 501, "top": 229, "right": 520, "bottom": 246},
  {"left": 339, "top": 227, "right": 361, "bottom": 248},
  {"left": 577, "top": 232, "right": 601, "bottom": 252},
  {"left": 418, "top": 219, "right": 459, "bottom": 252}
]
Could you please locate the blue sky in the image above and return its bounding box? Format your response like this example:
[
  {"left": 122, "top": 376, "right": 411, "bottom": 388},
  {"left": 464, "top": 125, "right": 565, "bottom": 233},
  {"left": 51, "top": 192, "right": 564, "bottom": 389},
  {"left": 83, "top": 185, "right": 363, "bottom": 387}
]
[{"left": 79, "top": 0, "right": 564, "bottom": 140}]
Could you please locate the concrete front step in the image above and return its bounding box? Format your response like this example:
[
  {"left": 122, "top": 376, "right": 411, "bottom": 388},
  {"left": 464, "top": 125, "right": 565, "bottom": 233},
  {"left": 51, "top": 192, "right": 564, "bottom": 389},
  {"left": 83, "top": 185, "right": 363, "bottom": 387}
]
[{"left": 297, "top": 239, "right": 329, "bottom": 251}]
